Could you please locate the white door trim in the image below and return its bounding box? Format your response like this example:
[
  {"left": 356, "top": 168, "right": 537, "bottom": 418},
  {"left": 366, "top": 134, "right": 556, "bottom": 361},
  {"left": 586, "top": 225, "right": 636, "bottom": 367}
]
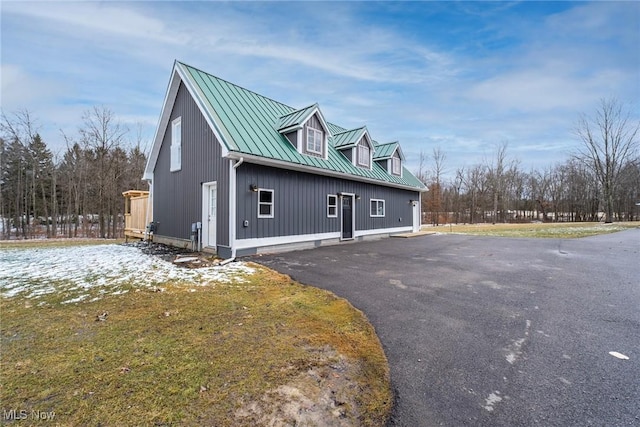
[
  {"left": 201, "top": 181, "right": 217, "bottom": 249},
  {"left": 412, "top": 201, "right": 420, "bottom": 233},
  {"left": 339, "top": 192, "right": 355, "bottom": 241}
]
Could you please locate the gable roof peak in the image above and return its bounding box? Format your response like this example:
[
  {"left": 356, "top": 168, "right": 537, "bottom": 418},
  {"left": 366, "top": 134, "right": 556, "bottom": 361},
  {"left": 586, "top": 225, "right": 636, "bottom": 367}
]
[
  {"left": 373, "top": 141, "right": 405, "bottom": 161},
  {"left": 331, "top": 126, "right": 371, "bottom": 149},
  {"left": 279, "top": 102, "right": 318, "bottom": 117},
  {"left": 333, "top": 125, "right": 368, "bottom": 136},
  {"left": 277, "top": 103, "right": 330, "bottom": 135}
]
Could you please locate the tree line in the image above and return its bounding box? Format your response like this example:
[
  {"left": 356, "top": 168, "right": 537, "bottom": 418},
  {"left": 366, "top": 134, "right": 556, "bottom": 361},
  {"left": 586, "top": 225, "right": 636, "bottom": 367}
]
[
  {"left": 0, "top": 107, "right": 147, "bottom": 240},
  {"left": 417, "top": 99, "right": 640, "bottom": 225},
  {"left": 1, "top": 98, "right": 637, "bottom": 241}
]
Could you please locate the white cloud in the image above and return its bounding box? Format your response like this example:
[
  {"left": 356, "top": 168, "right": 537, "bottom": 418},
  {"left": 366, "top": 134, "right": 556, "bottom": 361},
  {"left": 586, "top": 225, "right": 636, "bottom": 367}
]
[
  {"left": 0, "top": 64, "right": 66, "bottom": 108},
  {"left": 1, "top": 1, "right": 182, "bottom": 45},
  {"left": 467, "top": 69, "right": 612, "bottom": 112},
  {"left": 1, "top": 1, "right": 637, "bottom": 178},
  {"left": 3, "top": 1, "right": 456, "bottom": 86}
]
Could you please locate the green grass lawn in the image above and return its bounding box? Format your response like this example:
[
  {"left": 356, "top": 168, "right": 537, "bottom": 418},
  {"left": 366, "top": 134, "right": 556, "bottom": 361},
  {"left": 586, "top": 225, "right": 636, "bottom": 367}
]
[
  {"left": 1, "top": 247, "right": 391, "bottom": 426},
  {"left": 425, "top": 221, "right": 639, "bottom": 238}
]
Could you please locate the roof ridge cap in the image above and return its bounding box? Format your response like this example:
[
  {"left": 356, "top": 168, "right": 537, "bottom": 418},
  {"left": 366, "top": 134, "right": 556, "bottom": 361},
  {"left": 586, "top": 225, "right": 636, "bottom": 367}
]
[
  {"left": 333, "top": 125, "right": 367, "bottom": 135},
  {"left": 278, "top": 103, "right": 318, "bottom": 118}
]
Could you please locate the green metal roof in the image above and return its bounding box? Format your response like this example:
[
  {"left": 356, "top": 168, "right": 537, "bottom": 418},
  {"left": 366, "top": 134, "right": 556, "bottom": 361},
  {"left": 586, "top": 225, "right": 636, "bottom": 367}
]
[
  {"left": 331, "top": 126, "right": 368, "bottom": 149},
  {"left": 277, "top": 104, "right": 318, "bottom": 132},
  {"left": 179, "top": 62, "right": 425, "bottom": 190},
  {"left": 374, "top": 141, "right": 402, "bottom": 160}
]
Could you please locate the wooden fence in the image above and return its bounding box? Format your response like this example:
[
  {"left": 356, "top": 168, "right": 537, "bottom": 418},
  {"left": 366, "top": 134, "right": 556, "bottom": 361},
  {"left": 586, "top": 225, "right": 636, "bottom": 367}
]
[{"left": 123, "top": 190, "right": 150, "bottom": 241}]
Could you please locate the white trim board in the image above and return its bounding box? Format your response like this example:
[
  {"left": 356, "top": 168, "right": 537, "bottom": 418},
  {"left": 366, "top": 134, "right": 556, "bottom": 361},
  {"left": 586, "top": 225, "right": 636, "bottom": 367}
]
[
  {"left": 354, "top": 226, "right": 412, "bottom": 237},
  {"left": 233, "top": 225, "right": 412, "bottom": 251},
  {"left": 234, "top": 232, "right": 341, "bottom": 250}
]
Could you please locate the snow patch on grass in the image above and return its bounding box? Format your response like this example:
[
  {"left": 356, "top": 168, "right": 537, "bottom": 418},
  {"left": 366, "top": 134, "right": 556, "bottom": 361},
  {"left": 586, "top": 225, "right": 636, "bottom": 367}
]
[{"left": 0, "top": 244, "right": 254, "bottom": 301}]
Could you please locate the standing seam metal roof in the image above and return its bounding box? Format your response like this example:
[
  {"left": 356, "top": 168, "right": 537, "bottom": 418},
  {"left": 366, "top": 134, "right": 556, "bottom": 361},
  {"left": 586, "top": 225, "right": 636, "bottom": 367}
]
[
  {"left": 278, "top": 104, "right": 317, "bottom": 131},
  {"left": 331, "top": 127, "right": 368, "bottom": 149},
  {"left": 373, "top": 142, "right": 402, "bottom": 160},
  {"left": 180, "top": 62, "right": 425, "bottom": 190}
]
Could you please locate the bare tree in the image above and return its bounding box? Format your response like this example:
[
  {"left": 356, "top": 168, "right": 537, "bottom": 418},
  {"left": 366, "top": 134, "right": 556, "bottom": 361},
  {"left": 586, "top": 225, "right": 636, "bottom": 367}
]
[
  {"left": 79, "top": 106, "right": 128, "bottom": 238},
  {"left": 415, "top": 150, "right": 428, "bottom": 183},
  {"left": 453, "top": 167, "right": 465, "bottom": 223},
  {"left": 614, "top": 159, "right": 640, "bottom": 220},
  {"left": 427, "top": 147, "right": 446, "bottom": 225},
  {"left": 575, "top": 98, "right": 639, "bottom": 223},
  {"left": 487, "top": 142, "right": 511, "bottom": 224},
  {"left": 1, "top": 110, "right": 42, "bottom": 238},
  {"left": 462, "top": 164, "right": 488, "bottom": 223}
]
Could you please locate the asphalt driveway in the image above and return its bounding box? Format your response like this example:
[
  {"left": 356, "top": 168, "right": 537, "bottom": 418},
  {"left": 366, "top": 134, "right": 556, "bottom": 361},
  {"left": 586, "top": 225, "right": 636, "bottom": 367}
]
[{"left": 253, "top": 228, "right": 640, "bottom": 426}]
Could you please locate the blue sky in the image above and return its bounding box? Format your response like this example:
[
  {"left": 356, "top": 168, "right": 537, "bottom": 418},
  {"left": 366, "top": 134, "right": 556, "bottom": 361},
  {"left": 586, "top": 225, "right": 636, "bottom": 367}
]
[{"left": 1, "top": 1, "right": 638, "bottom": 179}]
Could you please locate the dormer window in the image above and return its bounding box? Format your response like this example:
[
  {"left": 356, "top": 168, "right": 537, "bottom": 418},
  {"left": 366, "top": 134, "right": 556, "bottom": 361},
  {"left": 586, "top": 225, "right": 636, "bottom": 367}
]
[
  {"left": 277, "top": 104, "right": 330, "bottom": 160},
  {"left": 373, "top": 141, "right": 404, "bottom": 177},
  {"left": 306, "top": 127, "right": 323, "bottom": 155},
  {"left": 392, "top": 155, "right": 401, "bottom": 175},
  {"left": 357, "top": 140, "right": 371, "bottom": 168}
]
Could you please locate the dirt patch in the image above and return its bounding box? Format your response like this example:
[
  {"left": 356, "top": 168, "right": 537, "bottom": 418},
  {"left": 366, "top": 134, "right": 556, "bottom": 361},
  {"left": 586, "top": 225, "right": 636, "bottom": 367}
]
[
  {"left": 123, "top": 240, "right": 197, "bottom": 260},
  {"left": 123, "top": 241, "right": 221, "bottom": 267},
  {"left": 235, "top": 346, "right": 363, "bottom": 426}
]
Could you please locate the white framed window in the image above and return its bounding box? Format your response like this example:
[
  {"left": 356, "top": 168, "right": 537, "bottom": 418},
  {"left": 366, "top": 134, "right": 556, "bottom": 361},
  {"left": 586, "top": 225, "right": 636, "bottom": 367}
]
[
  {"left": 258, "top": 189, "right": 274, "bottom": 218},
  {"left": 327, "top": 194, "right": 338, "bottom": 218},
  {"left": 392, "top": 156, "right": 401, "bottom": 175},
  {"left": 170, "top": 117, "right": 182, "bottom": 172},
  {"left": 357, "top": 142, "right": 370, "bottom": 168},
  {"left": 306, "top": 127, "right": 323, "bottom": 155},
  {"left": 370, "top": 199, "right": 385, "bottom": 217}
]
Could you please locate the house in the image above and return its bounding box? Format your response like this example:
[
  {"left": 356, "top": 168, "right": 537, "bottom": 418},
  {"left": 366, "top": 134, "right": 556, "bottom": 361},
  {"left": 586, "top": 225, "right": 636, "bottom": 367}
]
[{"left": 143, "top": 61, "right": 426, "bottom": 258}]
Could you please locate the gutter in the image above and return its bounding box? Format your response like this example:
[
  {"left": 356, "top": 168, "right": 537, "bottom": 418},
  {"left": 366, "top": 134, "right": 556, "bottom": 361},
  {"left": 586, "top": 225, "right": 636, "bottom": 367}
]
[{"left": 143, "top": 177, "right": 153, "bottom": 240}]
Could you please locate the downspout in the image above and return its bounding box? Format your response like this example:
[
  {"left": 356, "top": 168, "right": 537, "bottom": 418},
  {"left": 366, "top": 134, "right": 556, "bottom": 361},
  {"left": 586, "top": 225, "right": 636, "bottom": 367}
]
[
  {"left": 227, "top": 157, "right": 244, "bottom": 261},
  {"left": 144, "top": 179, "right": 153, "bottom": 241}
]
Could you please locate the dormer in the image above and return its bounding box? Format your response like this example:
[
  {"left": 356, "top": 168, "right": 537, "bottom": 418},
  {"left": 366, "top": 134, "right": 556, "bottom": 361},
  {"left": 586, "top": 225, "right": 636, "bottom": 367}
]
[
  {"left": 277, "top": 104, "right": 330, "bottom": 160},
  {"left": 373, "top": 142, "right": 405, "bottom": 177},
  {"left": 331, "top": 126, "right": 374, "bottom": 170}
]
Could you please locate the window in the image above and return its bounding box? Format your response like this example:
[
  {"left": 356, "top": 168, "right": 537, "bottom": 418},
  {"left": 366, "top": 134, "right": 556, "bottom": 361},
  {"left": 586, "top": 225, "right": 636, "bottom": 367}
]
[
  {"left": 258, "top": 189, "right": 274, "bottom": 218},
  {"left": 170, "top": 117, "right": 182, "bottom": 172},
  {"left": 370, "top": 199, "right": 385, "bottom": 217},
  {"left": 357, "top": 142, "right": 370, "bottom": 168},
  {"left": 327, "top": 194, "right": 338, "bottom": 218},
  {"left": 392, "top": 156, "right": 401, "bottom": 175},
  {"left": 306, "top": 127, "right": 323, "bottom": 155}
]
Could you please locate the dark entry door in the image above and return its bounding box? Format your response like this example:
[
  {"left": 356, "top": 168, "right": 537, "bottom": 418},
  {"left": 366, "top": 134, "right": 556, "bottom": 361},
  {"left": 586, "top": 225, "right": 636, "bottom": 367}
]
[{"left": 341, "top": 195, "right": 353, "bottom": 240}]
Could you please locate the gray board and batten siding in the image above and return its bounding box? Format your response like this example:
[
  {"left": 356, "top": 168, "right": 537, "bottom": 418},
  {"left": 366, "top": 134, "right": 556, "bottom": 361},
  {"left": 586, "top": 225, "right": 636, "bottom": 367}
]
[
  {"left": 235, "top": 162, "right": 419, "bottom": 240},
  {"left": 153, "top": 82, "right": 230, "bottom": 246}
]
